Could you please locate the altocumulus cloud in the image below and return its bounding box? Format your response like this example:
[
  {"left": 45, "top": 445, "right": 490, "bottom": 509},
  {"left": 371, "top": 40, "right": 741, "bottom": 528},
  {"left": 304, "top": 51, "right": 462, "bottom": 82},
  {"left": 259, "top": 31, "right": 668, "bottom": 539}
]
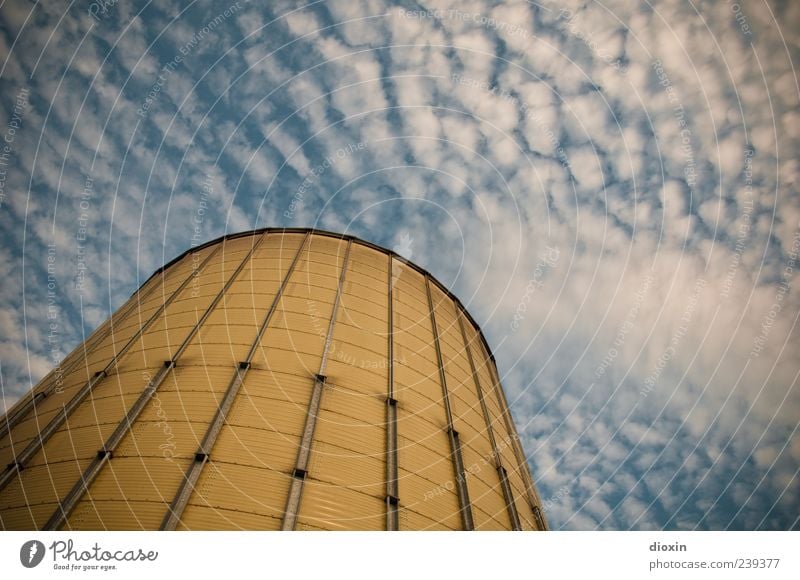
[{"left": 0, "top": 0, "right": 798, "bottom": 530}]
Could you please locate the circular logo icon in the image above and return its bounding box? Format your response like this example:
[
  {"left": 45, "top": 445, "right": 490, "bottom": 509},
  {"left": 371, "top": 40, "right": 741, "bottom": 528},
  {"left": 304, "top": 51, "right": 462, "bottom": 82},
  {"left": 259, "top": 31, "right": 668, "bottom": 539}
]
[{"left": 20, "top": 540, "right": 45, "bottom": 568}]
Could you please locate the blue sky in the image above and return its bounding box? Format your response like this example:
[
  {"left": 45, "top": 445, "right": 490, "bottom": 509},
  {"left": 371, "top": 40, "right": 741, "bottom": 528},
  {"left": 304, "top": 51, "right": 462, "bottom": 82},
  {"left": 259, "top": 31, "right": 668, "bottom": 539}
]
[{"left": 0, "top": 0, "right": 798, "bottom": 530}]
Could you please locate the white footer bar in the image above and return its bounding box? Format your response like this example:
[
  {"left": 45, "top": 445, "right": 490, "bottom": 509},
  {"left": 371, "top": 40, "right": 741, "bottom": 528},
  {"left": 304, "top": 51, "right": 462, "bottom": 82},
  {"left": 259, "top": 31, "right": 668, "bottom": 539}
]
[{"left": 2, "top": 531, "right": 797, "bottom": 579}]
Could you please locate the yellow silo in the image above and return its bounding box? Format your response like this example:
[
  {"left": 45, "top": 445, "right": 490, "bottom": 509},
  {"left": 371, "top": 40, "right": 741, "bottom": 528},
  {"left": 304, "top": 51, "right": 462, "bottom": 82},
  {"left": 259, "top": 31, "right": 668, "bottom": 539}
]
[{"left": 0, "top": 228, "right": 548, "bottom": 531}]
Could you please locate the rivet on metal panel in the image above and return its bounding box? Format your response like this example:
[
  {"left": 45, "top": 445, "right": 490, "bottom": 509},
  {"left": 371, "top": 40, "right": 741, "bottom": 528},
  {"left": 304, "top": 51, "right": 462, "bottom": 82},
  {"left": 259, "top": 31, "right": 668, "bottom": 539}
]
[{"left": 386, "top": 494, "right": 399, "bottom": 532}]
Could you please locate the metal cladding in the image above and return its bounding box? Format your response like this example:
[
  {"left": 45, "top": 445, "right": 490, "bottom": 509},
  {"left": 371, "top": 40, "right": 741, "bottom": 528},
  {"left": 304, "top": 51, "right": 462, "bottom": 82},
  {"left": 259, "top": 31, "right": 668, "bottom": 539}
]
[{"left": 0, "top": 228, "right": 548, "bottom": 531}]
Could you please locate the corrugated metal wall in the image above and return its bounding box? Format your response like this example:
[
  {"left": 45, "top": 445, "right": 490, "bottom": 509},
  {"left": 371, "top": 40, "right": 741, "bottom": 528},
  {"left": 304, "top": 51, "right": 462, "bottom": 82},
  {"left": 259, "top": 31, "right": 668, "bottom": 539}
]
[{"left": 0, "top": 229, "right": 548, "bottom": 531}]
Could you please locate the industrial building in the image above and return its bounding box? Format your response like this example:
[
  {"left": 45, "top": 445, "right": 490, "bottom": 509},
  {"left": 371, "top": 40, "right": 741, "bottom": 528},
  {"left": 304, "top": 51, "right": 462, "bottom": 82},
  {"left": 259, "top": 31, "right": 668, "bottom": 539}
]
[{"left": 0, "top": 228, "right": 548, "bottom": 530}]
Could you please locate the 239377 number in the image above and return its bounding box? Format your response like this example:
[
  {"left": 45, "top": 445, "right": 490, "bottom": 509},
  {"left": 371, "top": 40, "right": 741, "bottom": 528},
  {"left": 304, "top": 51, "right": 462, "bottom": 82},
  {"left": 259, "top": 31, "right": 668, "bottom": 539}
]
[{"left": 735, "top": 558, "right": 780, "bottom": 569}]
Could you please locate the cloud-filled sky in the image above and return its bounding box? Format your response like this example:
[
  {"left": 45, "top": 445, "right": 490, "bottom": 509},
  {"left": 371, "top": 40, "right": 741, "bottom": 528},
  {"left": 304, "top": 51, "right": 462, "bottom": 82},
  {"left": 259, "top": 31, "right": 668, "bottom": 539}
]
[{"left": 0, "top": 0, "right": 798, "bottom": 530}]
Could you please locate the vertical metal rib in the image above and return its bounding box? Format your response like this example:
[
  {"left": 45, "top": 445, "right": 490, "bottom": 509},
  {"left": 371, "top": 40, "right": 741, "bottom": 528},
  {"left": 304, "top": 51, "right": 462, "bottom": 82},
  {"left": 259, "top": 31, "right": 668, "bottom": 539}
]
[
  {"left": 282, "top": 373, "right": 325, "bottom": 531},
  {"left": 424, "top": 277, "right": 474, "bottom": 531},
  {"left": 159, "top": 362, "right": 249, "bottom": 531},
  {"left": 161, "top": 233, "right": 309, "bottom": 530},
  {"left": 484, "top": 349, "right": 548, "bottom": 530},
  {"left": 532, "top": 505, "right": 546, "bottom": 531},
  {"left": 498, "top": 466, "right": 520, "bottom": 530},
  {"left": 0, "top": 271, "right": 164, "bottom": 442},
  {"left": 385, "top": 399, "right": 398, "bottom": 530},
  {"left": 456, "top": 308, "right": 521, "bottom": 530},
  {"left": 282, "top": 240, "right": 352, "bottom": 531},
  {"left": 43, "top": 235, "right": 265, "bottom": 530},
  {"left": 385, "top": 254, "right": 399, "bottom": 530},
  {"left": 317, "top": 240, "right": 352, "bottom": 378},
  {"left": 0, "top": 245, "right": 223, "bottom": 494},
  {"left": 243, "top": 234, "right": 311, "bottom": 363}
]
